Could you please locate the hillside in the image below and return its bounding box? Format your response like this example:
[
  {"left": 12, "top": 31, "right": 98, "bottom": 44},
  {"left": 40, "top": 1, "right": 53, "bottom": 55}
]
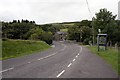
[{"left": 2, "top": 39, "right": 51, "bottom": 60}]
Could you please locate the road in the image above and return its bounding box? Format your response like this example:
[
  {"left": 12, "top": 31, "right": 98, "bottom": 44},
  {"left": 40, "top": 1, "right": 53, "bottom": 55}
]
[{"left": 1, "top": 41, "right": 118, "bottom": 78}]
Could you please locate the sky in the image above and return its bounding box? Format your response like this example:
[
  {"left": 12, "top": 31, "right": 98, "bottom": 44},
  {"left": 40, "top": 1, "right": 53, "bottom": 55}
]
[{"left": 0, "top": 0, "right": 119, "bottom": 24}]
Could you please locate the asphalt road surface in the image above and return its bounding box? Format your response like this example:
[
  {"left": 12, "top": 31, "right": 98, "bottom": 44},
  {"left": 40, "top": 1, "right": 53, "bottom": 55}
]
[{"left": 1, "top": 41, "right": 118, "bottom": 78}]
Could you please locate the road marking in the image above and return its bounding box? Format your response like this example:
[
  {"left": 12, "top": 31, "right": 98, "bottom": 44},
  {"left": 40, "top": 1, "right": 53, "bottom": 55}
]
[
  {"left": 37, "top": 52, "right": 57, "bottom": 61},
  {"left": 57, "top": 70, "right": 65, "bottom": 78},
  {"left": 67, "top": 63, "right": 72, "bottom": 67},
  {"left": 76, "top": 55, "right": 78, "bottom": 58},
  {"left": 0, "top": 67, "right": 14, "bottom": 73},
  {"left": 77, "top": 53, "right": 79, "bottom": 56},
  {"left": 28, "top": 62, "right": 31, "bottom": 63},
  {"left": 73, "top": 59, "right": 76, "bottom": 62},
  {"left": 79, "top": 46, "right": 82, "bottom": 53}
]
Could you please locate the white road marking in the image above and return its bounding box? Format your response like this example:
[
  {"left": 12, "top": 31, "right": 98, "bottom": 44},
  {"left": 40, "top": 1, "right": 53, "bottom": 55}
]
[
  {"left": 57, "top": 70, "right": 65, "bottom": 78},
  {"left": 77, "top": 53, "right": 79, "bottom": 56},
  {"left": 28, "top": 62, "right": 31, "bottom": 63},
  {"left": 37, "top": 52, "right": 57, "bottom": 61},
  {"left": 76, "top": 55, "right": 78, "bottom": 58},
  {"left": 37, "top": 43, "right": 67, "bottom": 61},
  {"left": 67, "top": 63, "right": 72, "bottom": 67},
  {"left": 0, "top": 67, "right": 14, "bottom": 73},
  {"left": 73, "top": 59, "right": 76, "bottom": 62},
  {"left": 79, "top": 46, "right": 82, "bottom": 53}
]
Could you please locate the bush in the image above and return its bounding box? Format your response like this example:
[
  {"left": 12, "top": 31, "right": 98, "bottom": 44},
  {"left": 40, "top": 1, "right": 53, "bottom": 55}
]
[
  {"left": 41, "top": 32, "right": 53, "bottom": 45},
  {"left": 83, "top": 38, "right": 89, "bottom": 45}
]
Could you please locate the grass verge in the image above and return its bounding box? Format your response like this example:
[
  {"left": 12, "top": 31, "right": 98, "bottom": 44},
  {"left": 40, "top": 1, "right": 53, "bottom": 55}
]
[
  {"left": 88, "top": 46, "right": 119, "bottom": 75},
  {"left": 2, "top": 39, "right": 51, "bottom": 60}
]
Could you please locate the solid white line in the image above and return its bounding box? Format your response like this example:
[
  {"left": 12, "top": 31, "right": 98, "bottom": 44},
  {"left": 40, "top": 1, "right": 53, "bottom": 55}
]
[
  {"left": 67, "top": 63, "right": 72, "bottom": 67},
  {"left": 73, "top": 59, "right": 76, "bottom": 62},
  {"left": 57, "top": 70, "right": 65, "bottom": 78},
  {"left": 0, "top": 67, "right": 14, "bottom": 73}
]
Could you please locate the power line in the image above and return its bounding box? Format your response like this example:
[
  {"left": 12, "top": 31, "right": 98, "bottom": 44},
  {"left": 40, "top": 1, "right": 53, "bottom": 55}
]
[
  {"left": 86, "top": 0, "right": 91, "bottom": 14},
  {"left": 85, "top": 0, "right": 95, "bottom": 45}
]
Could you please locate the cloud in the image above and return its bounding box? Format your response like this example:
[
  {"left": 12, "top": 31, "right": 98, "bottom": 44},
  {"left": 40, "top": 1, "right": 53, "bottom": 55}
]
[{"left": 0, "top": 0, "right": 119, "bottom": 24}]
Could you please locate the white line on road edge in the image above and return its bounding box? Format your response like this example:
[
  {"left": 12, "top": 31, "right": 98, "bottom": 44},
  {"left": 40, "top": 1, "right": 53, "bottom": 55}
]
[
  {"left": 67, "top": 63, "right": 72, "bottom": 67},
  {"left": 57, "top": 70, "right": 65, "bottom": 78},
  {"left": 73, "top": 59, "right": 76, "bottom": 62},
  {"left": 0, "top": 67, "right": 14, "bottom": 73}
]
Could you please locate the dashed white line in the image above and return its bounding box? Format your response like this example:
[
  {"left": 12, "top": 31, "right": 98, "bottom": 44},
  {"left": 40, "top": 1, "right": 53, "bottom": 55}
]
[
  {"left": 0, "top": 67, "right": 14, "bottom": 73},
  {"left": 76, "top": 55, "right": 78, "bottom": 58},
  {"left": 28, "top": 62, "right": 31, "bottom": 63},
  {"left": 37, "top": 52, "right": 57, "bottom": 61},
  {"left": 67, "top": 63, "right": 72, "bottom": 67},
  {"left": 57, "top": 70, "right": 65, "bottom": 78},
  {"left": 73, "top": 59, "right": 76, "bottom": 62}
]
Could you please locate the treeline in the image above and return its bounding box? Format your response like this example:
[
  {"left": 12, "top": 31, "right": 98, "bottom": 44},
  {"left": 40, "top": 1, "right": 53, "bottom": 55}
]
[
  {"left": 2, "top": 8, "right": 120, "bottom": 46},
  {"left": 2, "top": 20, "right": 61, "bottom": 45},
  {"left": 68, "top": 8, "right": 120, "bottom": 45}
]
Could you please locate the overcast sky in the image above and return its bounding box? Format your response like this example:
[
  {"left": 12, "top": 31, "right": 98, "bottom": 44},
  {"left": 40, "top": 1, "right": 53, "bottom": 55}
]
[{"left": 0, "top": 0, "right": 119, "bottom": 24}]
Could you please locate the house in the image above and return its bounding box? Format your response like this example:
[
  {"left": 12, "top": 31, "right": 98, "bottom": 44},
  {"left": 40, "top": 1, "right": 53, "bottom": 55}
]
[{"left": 54, "top": 31, "right": 67, "bottom": 41}]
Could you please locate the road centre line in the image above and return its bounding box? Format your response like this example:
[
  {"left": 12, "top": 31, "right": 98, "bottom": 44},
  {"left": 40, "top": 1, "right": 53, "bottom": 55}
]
[
  {"left": 0, "top": 67, "right": 14, "bottom": 73},
  {"left": 28, "top": 62, "right": 31, "bottom": 63},
  {"left": 76, "top": 55, "right": 78, "bottom": 58},
  {"left": 57, "top": 70, "right": 65, "bottom": 78},
  {"left": 37, "top": 52, "right": 57, "bottom": 60},
  {"left": 56, "top": 46, "right": 82, "bottom": 78},
  {"left": 37, "top": 44, "right": 67, "bottom": 61},
  {"left": 67, "top": 63, "right": 72, "bottom": 68},
  {"left": 73, "top": 59, "right": 76, "bottom": 62}
]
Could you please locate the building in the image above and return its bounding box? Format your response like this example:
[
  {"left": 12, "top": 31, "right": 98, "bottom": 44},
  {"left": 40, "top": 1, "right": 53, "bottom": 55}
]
[
  {"left": 54, "top": 31, "right": 67, "bottom": 41},
  {"left": 118, "top": 1, "right": 120, "bottom": 20}
]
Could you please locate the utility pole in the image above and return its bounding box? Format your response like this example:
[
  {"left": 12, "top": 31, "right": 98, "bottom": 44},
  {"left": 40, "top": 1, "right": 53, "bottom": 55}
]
[{"left": 92, "top": 17, "right": 95, "bottom": 46}]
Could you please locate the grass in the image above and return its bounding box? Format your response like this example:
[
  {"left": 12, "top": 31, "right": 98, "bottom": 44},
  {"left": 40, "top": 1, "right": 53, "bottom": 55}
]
[
  {"left": 0, "top": 39, "right": 2, "bottom": 59},
  {"left": 88, "top": 46, "right": 119, "bottom": 75},
  {"left": 60, "top": 28, "right": 68, "bottom": 32},
  {"left": 2, "top": 39, "right": 51, "bottom": 60}
]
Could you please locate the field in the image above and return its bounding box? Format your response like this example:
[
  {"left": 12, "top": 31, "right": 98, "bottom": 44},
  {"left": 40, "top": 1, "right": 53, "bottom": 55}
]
[
  {"left": 88, "top": 46, "right": 119, "bottom": 75},
  {"left": 2, "top": 39, "right": 51, "bottom": 60},
  {"left": 60, "top": 28, "right": 68, "bottom": 32}
]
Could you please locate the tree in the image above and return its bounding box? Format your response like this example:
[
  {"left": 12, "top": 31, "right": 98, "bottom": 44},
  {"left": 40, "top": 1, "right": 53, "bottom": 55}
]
[
  {"left": 92, "top": 8, "right": 117, "bottom": 45},
  {"left": 41, "top": 32, "right": 53, "bottom": 45},
  {"left": 28, "top": 27, "right": 44, "bottom": 40}
]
